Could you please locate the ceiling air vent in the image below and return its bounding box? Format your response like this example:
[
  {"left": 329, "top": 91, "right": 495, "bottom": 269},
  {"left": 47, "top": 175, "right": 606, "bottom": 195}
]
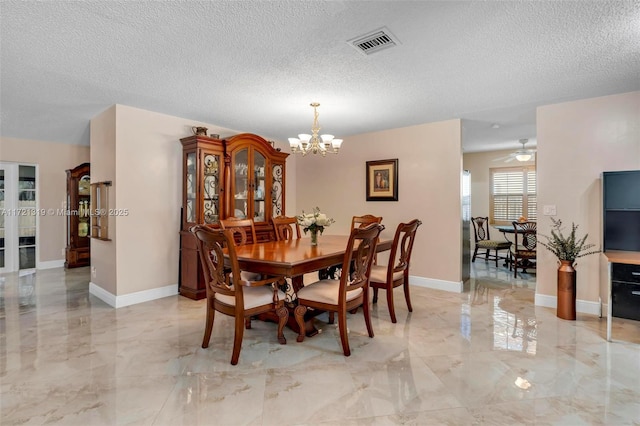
[{"left": 348, "top": 27, "right": 400, "bottom": 56}]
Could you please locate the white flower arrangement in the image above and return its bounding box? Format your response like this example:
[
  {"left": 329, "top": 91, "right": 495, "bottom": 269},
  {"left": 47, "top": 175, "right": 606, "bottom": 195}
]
[{"left": 296, "top": 207, "right": 335, "bottom": 234}]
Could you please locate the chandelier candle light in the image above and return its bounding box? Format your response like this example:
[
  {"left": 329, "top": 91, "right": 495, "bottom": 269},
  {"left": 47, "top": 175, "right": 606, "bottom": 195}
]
[
  {"left": 289, "top": 103, "right": 343, "bottom": 156},
  {"left": 296, "top": 207, "right": 335, "bottom": 246}
]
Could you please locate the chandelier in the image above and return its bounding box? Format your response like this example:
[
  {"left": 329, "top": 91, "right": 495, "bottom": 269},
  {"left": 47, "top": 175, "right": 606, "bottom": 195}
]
[{"left": 288, "top": 103, "right": 343, "bottom": 156}]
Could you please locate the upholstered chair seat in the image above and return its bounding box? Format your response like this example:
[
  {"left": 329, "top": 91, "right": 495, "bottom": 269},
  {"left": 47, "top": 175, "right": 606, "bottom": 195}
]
[
  {"left": 296, "top": 280, "right": 363, "bottom": 305},
  {"left": 215, "top": 286, "right": 287, "bottom": 310}
]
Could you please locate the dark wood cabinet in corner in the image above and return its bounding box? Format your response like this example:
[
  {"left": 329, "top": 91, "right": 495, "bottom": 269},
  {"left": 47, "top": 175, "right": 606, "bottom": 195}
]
[
  {"left": 65, "top": 163, "right": 91, "bottom": 268},
  {"left": 179, "top": 133, "right": 288, "bottom": 300}
]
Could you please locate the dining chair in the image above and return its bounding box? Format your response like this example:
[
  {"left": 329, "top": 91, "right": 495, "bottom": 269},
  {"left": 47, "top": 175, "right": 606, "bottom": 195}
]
[
  {"left": 351, "top": 214, "right": 383, "bottom": 229},
  {"left": 369, "top": 219, "right": 422, "bottom": 323},
  {"left": 295, "top": 223, "right": 384, "bottom": 356},
  {"left": 322, "top": 213, "right": 384, "bottom": 323},
  {"left": 191, "top": 225, "right": 289, "bottom": 365},
  {"left": 220, "top": 217, "right": 258, "bottom": 245},
  {"left": 471, "top": 216, "right": 512, "bottom": 267},
  {"left": 511, "top": 221, "right": 537, "bottom": 278},
  {"left": 271, "top": 215, "right": 302, "bottom": 241}
]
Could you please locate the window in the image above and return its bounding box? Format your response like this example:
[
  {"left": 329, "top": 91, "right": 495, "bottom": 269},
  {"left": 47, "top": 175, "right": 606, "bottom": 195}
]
[{"left": 490, "top": 166, "right": 536, "bottom": 225}]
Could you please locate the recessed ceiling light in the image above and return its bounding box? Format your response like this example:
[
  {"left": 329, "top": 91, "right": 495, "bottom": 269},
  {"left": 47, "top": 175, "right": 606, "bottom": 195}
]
[{"left": 491, "top": 123, "right": 500, "bottom": 129}]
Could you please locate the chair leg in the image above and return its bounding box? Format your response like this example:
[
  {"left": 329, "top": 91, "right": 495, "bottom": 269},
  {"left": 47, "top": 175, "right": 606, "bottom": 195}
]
[
  {"left": 337, "top": 308, "right": 351, "bottom": 356},
  {"left": 494, "top": 250, "right": 499, "bottom": 267},
  {"left": 403, "top": 276, "right": 413, "bottom": 313},
  {"left": 276, "top": 304, "right": 288, "bottom": 345},
  {"left": 328, "top": 312, "right": 335, "bottom": 324},
  {"left": 202, "top": 299, "right": 215, "bottom": 348},
  {"left": 363, "top": 290, "right": 374, "bottom": 338},
  {"left": 245, "top": 318, "right": 251, "bottom": 329},
  {"left": 386, "top": 285, "right": 397, "bottom": 323},
  {"left": 231, "top": 315, "right": 245, "bottom": 365},
  {"left": 472, "top": 246, "right": 478, "bottom": 262},
  {"left": 372, "top": 287, "right": 379, "bottom": 303}
]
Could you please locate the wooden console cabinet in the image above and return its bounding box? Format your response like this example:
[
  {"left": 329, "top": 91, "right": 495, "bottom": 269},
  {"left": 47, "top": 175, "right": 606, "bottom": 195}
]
[
  {"left": 65, "top": 163, "right": 91, "bottom": 268},
  {"left": 179, "top": 133, "right": 288, "bottom": 300}
]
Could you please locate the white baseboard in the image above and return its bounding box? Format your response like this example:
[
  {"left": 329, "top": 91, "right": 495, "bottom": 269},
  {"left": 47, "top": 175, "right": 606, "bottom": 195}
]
[
  {"left": 535, "top": 293, "right": 601, "bottom": 316},
  {"left": 37, "top": 259, "right": 65, "bottom": 270},
  {"left": 410, "top": 275, "right": 463, "bottom": 293},
  {"left": 89, "top": 282, "right": 179, "bottom": 308}
]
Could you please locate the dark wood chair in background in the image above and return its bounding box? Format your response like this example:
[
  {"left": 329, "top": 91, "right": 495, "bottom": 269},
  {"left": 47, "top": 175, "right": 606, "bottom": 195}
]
[
  {"left": 296, "top": 223, "right": 384, "bottom": 356},
  {"left": 369, "top": 219, "right": 422, "bottom": 323},
  {"left": 352, "top": 214, "right": 383, "bottom": 229},
  {"left": 191, "top": 225, "right": 288, "bottom": 365},
  {"left": 471, "top": 216, "right": 512, "bottom": 267},
  {"left": 272, "top": 216, "right": 301, "bottom": 241},
  {"left": 220, "top": 217, "right": 258, "bottom": 245},
  {"left": 511, "top": 221, "right": 537, "bottom": 277}
]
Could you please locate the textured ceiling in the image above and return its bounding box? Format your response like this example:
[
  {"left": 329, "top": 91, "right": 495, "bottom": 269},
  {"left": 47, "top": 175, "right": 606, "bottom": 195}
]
[{"left": 1, "top": 1, "right": 639, "bottom": 153}]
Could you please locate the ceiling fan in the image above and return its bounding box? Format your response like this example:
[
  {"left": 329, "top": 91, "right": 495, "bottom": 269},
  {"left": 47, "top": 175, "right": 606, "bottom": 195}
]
[{"left": 493, "top": 139, "right": 536, "bottom": 162}]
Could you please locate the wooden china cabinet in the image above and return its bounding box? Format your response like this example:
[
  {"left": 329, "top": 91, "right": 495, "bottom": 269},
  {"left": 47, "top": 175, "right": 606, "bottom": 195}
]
[
  {"left": 179, "top": 133, "right": 288, "bottom": 300},
  {"left": 65, "top": 162, "right": 91, "bottom": 268}
]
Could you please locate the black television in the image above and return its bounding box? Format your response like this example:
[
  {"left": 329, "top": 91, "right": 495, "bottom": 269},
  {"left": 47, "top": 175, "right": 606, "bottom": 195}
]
[{"left": 603, "top": 170, "right": 640, "bottom": 252}]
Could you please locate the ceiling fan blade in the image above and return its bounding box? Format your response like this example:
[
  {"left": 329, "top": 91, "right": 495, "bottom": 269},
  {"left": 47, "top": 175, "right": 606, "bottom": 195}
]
[
  {"left": 492, "top": 155, "right": 512, "bottom": 162},
  {"left": 504, "top": 156, "right": 517, "bottom": 163}
]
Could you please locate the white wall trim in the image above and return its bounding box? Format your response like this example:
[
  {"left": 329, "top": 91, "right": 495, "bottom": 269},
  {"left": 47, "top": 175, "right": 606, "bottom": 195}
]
[
  {"left": 535, "top": 293, "right": 601, "bottom": 316},
  {"left": 89, "top": 282, "right": 179, "bottom": 308},
  {"left": 411, "top": 275, "right": 463, "bottom": 293},
  {"left": 37, "top": 259, "right": 65, "bottom": 270}
]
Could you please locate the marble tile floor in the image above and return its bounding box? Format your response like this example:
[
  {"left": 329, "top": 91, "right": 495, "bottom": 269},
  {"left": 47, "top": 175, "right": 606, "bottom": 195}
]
[{"left": 1, "top": 264, "right": 639, "bottom": 425}]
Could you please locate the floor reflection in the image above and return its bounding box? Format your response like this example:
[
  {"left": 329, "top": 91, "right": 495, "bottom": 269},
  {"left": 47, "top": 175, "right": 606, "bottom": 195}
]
[{"left": 1, "top": 263, "right": 639, "bottom": 425}]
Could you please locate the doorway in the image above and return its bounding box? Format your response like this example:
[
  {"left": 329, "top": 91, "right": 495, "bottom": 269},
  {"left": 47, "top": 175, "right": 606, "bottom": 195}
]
[{"left": 0, "top": 162, "right": 38, "bottom": 273}]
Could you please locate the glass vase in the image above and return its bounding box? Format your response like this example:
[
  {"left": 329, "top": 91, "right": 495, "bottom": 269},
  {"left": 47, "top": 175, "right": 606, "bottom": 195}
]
[{"left": 310, "top": 229, "right": 318, "bottom": 246}]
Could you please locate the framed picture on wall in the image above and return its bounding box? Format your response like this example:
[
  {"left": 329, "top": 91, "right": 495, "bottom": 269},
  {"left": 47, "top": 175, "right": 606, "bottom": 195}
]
[{"left": 366, "top": 159, "right": 398, "bottom": 201}]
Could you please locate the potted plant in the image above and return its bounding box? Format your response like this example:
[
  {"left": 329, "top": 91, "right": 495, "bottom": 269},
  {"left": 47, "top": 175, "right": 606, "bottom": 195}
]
[{"left": 538, "top": 218, "right": 600, "bottom": 320}]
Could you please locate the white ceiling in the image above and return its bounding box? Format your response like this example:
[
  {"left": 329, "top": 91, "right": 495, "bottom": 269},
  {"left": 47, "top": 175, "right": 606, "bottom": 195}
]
[{"left": 1, "top": 1, "right": 639, "bottom": 153}]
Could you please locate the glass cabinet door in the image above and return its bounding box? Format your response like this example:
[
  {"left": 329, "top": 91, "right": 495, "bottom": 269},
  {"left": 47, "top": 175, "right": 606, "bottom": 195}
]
[
  {"left": 253, "top": 151, "right": 266, "bottom": 222},
  {"left": 233, "top": 148, "right": 249, "bottom": 219},
  {"left": 272, "top": 163, "right": 284, "bottom": 218},
  {"left": 202, "top": 153, "right": 220, "bottom": 224},
  {"left": 78, "top": 174, "right": 90, "bottom": 238},
  {"left": 185, "top": 152, "right": 196, "bottom": 223}
]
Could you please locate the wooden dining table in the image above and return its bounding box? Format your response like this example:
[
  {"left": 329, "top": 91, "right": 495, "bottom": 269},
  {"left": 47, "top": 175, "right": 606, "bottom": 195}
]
[{"left": 229, "top": 235, "right": 392, "bottom": 340}]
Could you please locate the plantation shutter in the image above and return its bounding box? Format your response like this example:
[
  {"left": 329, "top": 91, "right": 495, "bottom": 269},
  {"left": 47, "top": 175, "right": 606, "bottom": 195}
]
[{"left": 490, "top": 166, "right": 536, "bottom": 224}]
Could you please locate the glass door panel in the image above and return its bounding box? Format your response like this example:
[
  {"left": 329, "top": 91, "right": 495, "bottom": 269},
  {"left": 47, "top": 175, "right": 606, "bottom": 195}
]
[
  {"left": 272, "top": 164, "right": 284, "bottom": 217},
  {"left": 233, "top": 149, "right": 249, "bottom": 219},
  {"left": 185, "top": 152, "right": 196, "bottom": 223},
  {"left": 202, "top": 153, "right": 220, "bottom": 224},
  {"left": 0, "top": 169, "right": 5, "bottom": 269},
  {"left": 18, "top": 166, "right": 36, "bottom": 269},
  {"left": 253, "top": 151, "right": 266, "bottom": 222},
  {"left": 78, "top": 175, "right": 90, "bottom": 239}
]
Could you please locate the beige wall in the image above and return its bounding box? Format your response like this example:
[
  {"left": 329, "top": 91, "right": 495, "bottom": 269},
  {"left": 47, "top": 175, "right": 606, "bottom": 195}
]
[
  {"left": 0, "top": 137, "right": 90, "bottom": 263},
  {"left": 294, "top": 119, "right": 464, "bottom": 287},
  {"left": 90, "top": 106, "right": 117, "bottom": 294},
  {"left": 537, "top": 91, "right": 640, "bottom": 306},
  {"left": 92, "top": 104, "right": 247, "bottom": 297}
]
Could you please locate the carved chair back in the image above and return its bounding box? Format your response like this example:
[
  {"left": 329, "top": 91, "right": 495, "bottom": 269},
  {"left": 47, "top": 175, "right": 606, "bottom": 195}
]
[
  {"left": 220, "top": 217, "right": 258, "bottom": 246},
  {"left": 271, "top": 216, "right": 302, "bottom": 241}
]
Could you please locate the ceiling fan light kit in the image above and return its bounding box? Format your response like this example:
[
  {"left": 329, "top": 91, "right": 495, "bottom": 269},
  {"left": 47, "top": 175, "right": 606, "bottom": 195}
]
[
  {"left": 515, "top": 153, "right": 533, "bottom": 162},
  {"left": 493, "top": 138, "right": 536, "bottom": 163}
]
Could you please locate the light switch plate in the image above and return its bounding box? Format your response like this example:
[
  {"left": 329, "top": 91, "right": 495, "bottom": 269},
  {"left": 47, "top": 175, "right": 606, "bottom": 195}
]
[{"left": 543, "top": 205, "right": 557, "bottom": 216}]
